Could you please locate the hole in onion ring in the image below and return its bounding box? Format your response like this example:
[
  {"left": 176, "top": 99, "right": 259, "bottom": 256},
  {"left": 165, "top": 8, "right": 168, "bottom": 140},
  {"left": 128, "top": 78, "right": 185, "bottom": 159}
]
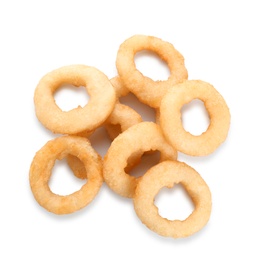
[
  {"left": 127, "top": 150, "right": 161, "bottom": 178},
  {"left": 49, "top": 158, "right": 87, "bottom": 196},
  {"left": 120, "top": 93, "right": 156, "bottom": 122},
  {"left": 134, "top": 50, "right": 170, "bottom": 81},
  {"left": 105, "top": 124, "right": 122, "bottom": 139},
  {"left": 54, "top": 84, "right": 90, "bottom": 112},
  {"left": 88, "top": 127, "right": 112, "bottom": 158},
  {"left": 181, "top": 99, "right": 210, "bottom": 136},
  {"left": 154, "top": 184, "right": 195, "bottom": 221}
]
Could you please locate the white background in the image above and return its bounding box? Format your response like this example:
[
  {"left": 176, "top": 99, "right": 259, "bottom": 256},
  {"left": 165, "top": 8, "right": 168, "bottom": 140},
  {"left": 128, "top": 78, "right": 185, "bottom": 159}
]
[{"left": 1, "top": 0, "right": 259, "bottom": 259}]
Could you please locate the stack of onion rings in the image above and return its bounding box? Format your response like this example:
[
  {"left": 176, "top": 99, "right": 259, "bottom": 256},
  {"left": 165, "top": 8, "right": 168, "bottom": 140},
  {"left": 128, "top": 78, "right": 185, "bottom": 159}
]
[{"left": 29, "top": 34, "right": 230, "bottom": 239}]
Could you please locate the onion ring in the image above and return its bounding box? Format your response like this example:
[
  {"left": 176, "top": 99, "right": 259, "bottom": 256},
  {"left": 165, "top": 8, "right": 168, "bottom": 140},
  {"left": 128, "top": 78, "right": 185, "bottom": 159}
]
[
  {"left": 133, "top": 160, "right": 212, "bottom": 238},
  {"left": 116, "top": 35, "right": 188, "bottom": 108},
  {"left": 103, "top": 122, "right": 178, "bottom": 198},
  {"left": 34, "top": 64, "right": 116, "bottom": 134},
  {"left": 29, "top": 136, "right": 103, "bottom": 215},
  {"left": 160, "top": 80, "right": 231, "bottom": 156}
]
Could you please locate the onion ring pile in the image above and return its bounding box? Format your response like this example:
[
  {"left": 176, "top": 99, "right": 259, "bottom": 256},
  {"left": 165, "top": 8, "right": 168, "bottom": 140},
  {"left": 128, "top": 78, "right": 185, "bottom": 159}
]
[{"left": 29, "top": 34, "right": 230, "bottom": 238}]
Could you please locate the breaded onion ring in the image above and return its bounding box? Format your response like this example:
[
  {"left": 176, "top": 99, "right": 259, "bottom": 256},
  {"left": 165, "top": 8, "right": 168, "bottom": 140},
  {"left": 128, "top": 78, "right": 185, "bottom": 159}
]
[
  {"left": 29, "top": 136, "right": 103, "bottom": 215},
  {"left": 160, "top": 80, "right": 231, "bottom": 156},
  {"left": 116, "top": 35, "right": 188, "bottom": 108},
  {"left": 34, "top": 65, "right": 116, "bottom": 134},
  {"left": 103, "top": 122, "right": 178, "bottom": 198},
  {"left": 133, "top": 160, "right": 212, "bottom": 238}
]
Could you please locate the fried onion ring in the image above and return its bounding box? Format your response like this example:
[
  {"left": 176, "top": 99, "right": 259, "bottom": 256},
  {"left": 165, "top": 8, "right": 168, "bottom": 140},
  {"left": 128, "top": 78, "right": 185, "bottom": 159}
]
[
  {"left": 133, "top": 160, "right": 212, "bottom": 238},
  {"left": 103, "top": 122, "right": 178, "bottom": 198},
  {"left": 116, "top": 35, "right": 188, "bottom": 108},
  {"left": 34, "top": 65, "right": 116, "bottom": 134},
  {"left": 29, "top": 136, "right": 103, "bottom": 215},
  {"left": 160, "top": 80, "right": 231, "bottom": 156}
]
